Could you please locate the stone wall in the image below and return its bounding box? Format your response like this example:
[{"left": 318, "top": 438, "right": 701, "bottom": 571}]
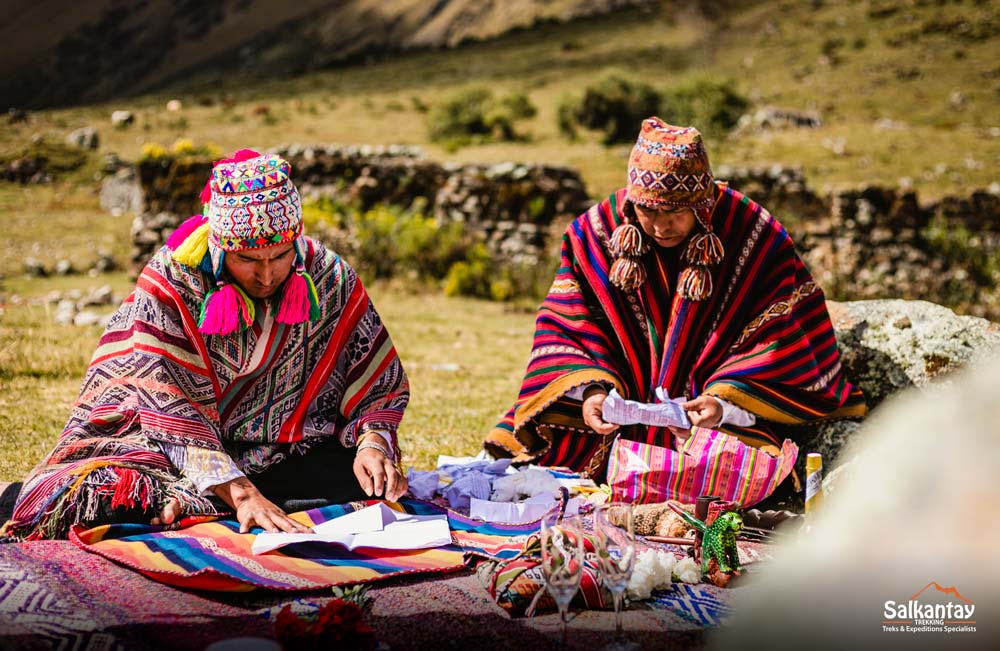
[
  {"left": 124, "top": 146, "right": 591, "bottom": 272},
  {"left": 718, "top": 165, "right": 1000, "bottom": 320},
  {"left": 120, "top": 151, "right": 1000, "bottom": 318}
]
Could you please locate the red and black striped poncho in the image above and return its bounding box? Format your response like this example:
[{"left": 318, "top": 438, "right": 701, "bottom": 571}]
[{"left": 485, "top": 185, "right": 866, "bottom": 479}]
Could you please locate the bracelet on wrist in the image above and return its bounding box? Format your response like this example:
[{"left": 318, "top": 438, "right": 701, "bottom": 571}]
[{"left": 357, "top": 441, "right": 393, "bottom": 460}]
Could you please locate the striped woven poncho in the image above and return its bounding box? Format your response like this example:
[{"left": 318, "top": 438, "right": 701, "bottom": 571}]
[
  {"left": 3, "top": 238, "right": 408, "bottom": 540},
  {"left": 485, "top": 185, "right": 866, "bottom": 479}
]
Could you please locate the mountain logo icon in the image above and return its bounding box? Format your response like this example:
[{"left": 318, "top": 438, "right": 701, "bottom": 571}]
[{"left": 910, "top": 582, "right": 973, "bottom": 604}]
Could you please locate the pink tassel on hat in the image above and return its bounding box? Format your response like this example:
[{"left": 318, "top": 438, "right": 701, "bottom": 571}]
[
  {"left": 199, "top": 284, "right": 243, "bottom": 335},
  {"left": 276, "top": 270, "right": 310, "bottom": 324},
  {"left": 200, "top": 149, "right": 263, "bottom": 205}
]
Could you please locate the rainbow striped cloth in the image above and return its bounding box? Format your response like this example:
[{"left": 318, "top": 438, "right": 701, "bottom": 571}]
[
  {"left": 607, "top": 427, "right": 798, "bottom": 507},
  {"left": 70, "top": 499, "right": 538, "bottom": 592}
]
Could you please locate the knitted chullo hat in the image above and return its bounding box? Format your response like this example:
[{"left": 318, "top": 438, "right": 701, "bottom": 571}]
[
  {"left": 609, "top": 117, "right": 723, "bottom": 301},
  {"left": 168, "top": 149, "right": 320, "bottom": 335}
]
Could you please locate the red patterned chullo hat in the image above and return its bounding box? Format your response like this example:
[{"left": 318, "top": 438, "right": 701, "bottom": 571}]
[
  {"left": 626, "top": 118, "right": 715, "bottom": 209},
  {"left": 609, "top": 117, "right": 723, "bottom": 300}
]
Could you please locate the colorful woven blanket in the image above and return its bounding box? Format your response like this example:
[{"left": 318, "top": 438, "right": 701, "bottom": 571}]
[{"left": 71, "top": 499, "right": 537, "bottom": 592}]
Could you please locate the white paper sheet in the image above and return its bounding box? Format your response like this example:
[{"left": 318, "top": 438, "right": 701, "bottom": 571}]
[
  {"left": 601, "top": 387, "right": 691, "bottom": 429},
  {"left": 468, "top": 495, "right": 584, "bottom": 523},
  {"left": 251, "top": 502, "right": 452, "bottom": 555}
]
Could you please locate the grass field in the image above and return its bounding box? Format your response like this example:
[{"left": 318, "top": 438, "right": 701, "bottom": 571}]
[
  {"left": 1, "top": 0, "right": 998, "bottom": 481},
  {"left": 2, "top": 2, "right": 997, "bottom": 200}
]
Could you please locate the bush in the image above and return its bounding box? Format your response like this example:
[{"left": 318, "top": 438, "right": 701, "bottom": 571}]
[
  {"left": 427, "top": 87, "right": 537, "bottom": 146},
  {"left": 303, "top": 197, "right": 560, "bottom": 302},
  {"left": 303, "top": 199, "right": 474, "bottom": 284},
  {"left": 560, "top": 74, "right": 661, "bottom": 143},
  {"left": 661, "top": 78, "right": 750, "bottom": 137}
]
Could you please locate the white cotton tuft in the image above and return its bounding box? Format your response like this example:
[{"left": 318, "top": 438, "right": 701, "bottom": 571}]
[{"left": 673, "top": 556, "right": 701, "bottom": 584}]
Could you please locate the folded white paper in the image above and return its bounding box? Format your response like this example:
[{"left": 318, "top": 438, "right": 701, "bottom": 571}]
[
  {"left": 251, "top": 502, "right": 452, "bottom": 555},
  {"left": 601, "top": 387, "right": 691, "bottom": 429},
  {"left": 469, "top": 495, "right": 584, "bottom": 523}
]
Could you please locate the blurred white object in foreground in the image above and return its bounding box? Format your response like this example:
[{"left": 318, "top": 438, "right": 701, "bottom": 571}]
[{"left": 710, "top": 354, "right": 1000, "bottom": 651}]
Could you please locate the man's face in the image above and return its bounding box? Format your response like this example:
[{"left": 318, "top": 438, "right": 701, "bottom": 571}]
[
  {"left": 223, "top": 242, "right": 296, "bottom": 299},
  {"left": 633, "top": 204, "right": 697, "bottom": 248}
]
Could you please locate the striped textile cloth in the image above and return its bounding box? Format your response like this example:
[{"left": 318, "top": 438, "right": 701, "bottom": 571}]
[
  {"left": 3, "top": 237, "right": 408, "bottom": 541},
  {"left": 486, "top": 185, "right": 866, "bottom": 482},
  {"left": 70, "top": 499, "right": 537, "bottom": 592},
  {"left": 606, "top": 427, "right": 798, "bottom": 507}
]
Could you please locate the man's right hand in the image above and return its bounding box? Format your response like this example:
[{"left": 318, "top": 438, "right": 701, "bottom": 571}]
[
  {"left": 581, "top": 386, "right": 619, "bottom": 435},
  {"left": 212, "top": 477, "right": 313, "bottom": 534}
]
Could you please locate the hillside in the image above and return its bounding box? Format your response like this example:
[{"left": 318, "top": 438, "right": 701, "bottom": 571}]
[{"left": 0, "top": 0, "right": 655, "bottom": 108}]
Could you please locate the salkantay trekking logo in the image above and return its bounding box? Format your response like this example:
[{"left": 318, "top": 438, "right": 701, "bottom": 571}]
[{"left": 882, "top": 582, "right": 976, "bottom": 634}]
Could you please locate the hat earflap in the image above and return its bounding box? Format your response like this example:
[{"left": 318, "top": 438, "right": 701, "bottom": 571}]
[
  {"left": 677, "top": 204, "right": 724, "bottom": 301},
  {"left": 608, "top": 202, "right": 649, "bottom": 292},
  {"left": 275, "top": 238, "right": 320, "bottom": 325}
]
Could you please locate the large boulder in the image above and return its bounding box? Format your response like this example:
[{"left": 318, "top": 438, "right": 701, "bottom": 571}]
[
  {"left": 829, "top": 299, "right": 1000, "bottom": 407},
  {"left": 789, "top": 299, "right": 1000, "bottom": 471}
]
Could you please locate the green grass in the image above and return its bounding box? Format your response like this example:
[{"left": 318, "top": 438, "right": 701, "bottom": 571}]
[
  {"left": 0, "top": 275, "right": 536, "bottom": 481},
  {"left": 0, "top": 183, "right": 130, "bottom": 278}
]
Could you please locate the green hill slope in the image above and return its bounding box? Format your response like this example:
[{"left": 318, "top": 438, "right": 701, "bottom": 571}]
[{"left": 3, "top": 0, "right": 997, "bottom": 201}]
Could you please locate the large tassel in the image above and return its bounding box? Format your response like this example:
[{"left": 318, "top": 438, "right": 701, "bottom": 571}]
[
  {"left": 609, "top": 256, "right": 647, "bottom": 292},
  {"left": 198, "top": 283, "right": 248, "bottom": 335},
  {"left": 609, "top": 222, "right": 644, "bottom": 257},
  {"left": 276, "top": 269, "right": 310, "bottom": 324},
  {"left": 166, "top": 215, "right": 208, "bottom": 250},
  {"left": 678, "top": 265, "right": 713, "bottom": 301},
  {"left": 172, "top": 223, "right": 210, "bottom": 267},
  {"left": 683, "top": 231, "right": 725, "bottom": 266}
]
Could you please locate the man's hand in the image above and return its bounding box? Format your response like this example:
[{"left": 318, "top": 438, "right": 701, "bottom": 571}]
[
  {"left": 212, "top": 477, "right": 313, "bottom": 534},
  {"left": 354, "top": 447, "right": 408, "bottom": 502},
  {"left": 581, "top": 386, "right": 619, "bottom": 435},
  {"left": 681, "top": 395, "right": 724, "bottom": 429}
]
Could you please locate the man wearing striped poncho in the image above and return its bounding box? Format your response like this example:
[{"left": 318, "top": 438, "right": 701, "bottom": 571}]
[
  {"left": 2, "top": 151, "right": 409, "bottom": 541},
  {"left": 486, "top": 118, "right": 866, "bottom": 483}
]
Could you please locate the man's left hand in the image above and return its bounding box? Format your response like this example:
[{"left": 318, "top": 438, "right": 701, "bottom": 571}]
[
  {"left": 681, "top": 395, "right": 724, "bottom": 429},
  {"left": 354, "top": 447, "right": 408, "bottom": 502}
]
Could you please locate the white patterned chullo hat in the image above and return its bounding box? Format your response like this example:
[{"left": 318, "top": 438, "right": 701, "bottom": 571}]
[{"left": 207, "top": 153, "right": 303, "bottom": 252}]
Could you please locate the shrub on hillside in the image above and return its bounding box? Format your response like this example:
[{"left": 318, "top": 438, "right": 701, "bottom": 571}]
[
  {"left": 559, "top": 74, "right": 662, "bottom": 143},
  {"left": 660, "top": 78, "right": 750, "bottom": 138},
  {"left": 304, "top": 197, "right": 555, "bottom": 302},
  {"left": 427, "top": 87, "right": 537, "bottom": 146},
  {"left": 304, "top": 199, "right": 470, "bottom": 282}
]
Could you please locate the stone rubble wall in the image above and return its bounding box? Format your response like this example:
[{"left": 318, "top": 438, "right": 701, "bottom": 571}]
[
  {"left": 717, "top": 164, "right": 1000, "bottom": 320},
  {"left": 124, "top": 145, "right": 592, "bottom": 272},
  {"left": 120, "top": 151, "right": 1000, "bottom": 318}
]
